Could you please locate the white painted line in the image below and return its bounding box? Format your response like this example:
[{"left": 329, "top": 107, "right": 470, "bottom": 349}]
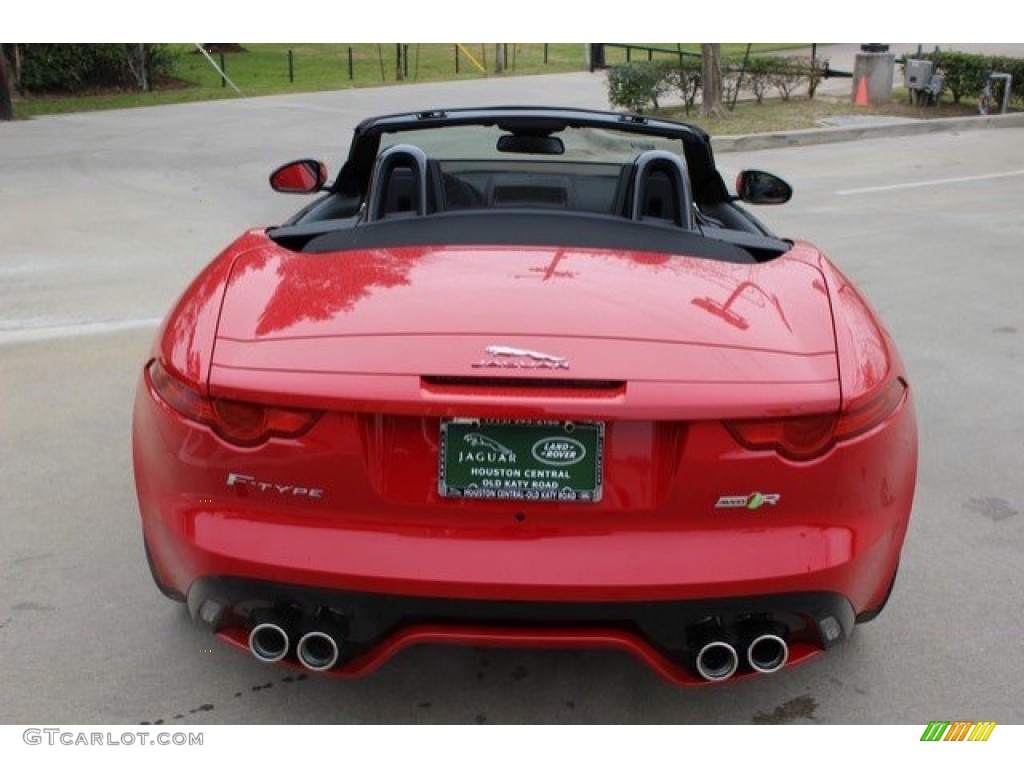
[
  {"left": 837, "top": 169, "right": 1024, "bottom": 196},
  {"left": 0, "top": 317, "right": 161, "bottom": 345}
]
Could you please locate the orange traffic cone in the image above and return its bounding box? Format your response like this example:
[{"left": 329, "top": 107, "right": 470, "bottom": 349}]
[{"left": 854, "top": 77, "right": 870, "bottom": 106}]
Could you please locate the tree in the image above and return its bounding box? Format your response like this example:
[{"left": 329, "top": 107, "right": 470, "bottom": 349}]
[
  {"left": 700, "top": 43, "right": 724, "bottom": 118},
  {"left": 0, "top": 46, "right": 14, "bottom": 120}
]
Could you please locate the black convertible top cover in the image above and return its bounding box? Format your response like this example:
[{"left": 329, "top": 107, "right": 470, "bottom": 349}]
[{"left": 300, "top": 211, "right": 760, "bottom": 264}]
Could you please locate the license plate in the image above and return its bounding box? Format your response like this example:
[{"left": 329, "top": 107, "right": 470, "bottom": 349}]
[{"left": 439, "top": 419, "right": 604, "bottom": 502}]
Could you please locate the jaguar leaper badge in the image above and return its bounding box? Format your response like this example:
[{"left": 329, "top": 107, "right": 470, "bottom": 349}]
[{"left": 472, "top": 345, "right": 569, "bottom": 370}]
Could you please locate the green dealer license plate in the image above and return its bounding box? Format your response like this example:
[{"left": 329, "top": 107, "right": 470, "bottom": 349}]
[{"left": 439, "top": 419, "right": 604, "bottom": 502}]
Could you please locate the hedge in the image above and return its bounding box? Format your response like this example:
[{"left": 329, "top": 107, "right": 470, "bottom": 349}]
[
  {"left": 913, "top": 50, "right": 1024, "bottom": 106},
  {"left": 606, "top": 56, "right": 828, "bottom": 114},
  {"left": 18, "top": 44, "right": 177, "bottom": 93}
]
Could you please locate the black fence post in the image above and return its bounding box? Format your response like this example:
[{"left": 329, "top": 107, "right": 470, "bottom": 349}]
[
  {"left": 454, "top": 45, "right": 459, "bottom": 74},
  {"left": 288, "top": 49, "right": 294, "bottom": 83},
  {"left": 626, "top": 47, "right": 631, "bottom": 63},
  {"left": 543, "top": 43, "right": 548, "bottom": 65},
  {"left": 219, "top": 52, "right": 226, "bottom": 88},
  {"left": 348, "top": 46, "right": 354, "bottom": 81}
]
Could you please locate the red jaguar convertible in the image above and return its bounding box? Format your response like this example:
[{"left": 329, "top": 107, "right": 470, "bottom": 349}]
[{"left": 132, "top": 107, "right": 917, "bottom": 685}]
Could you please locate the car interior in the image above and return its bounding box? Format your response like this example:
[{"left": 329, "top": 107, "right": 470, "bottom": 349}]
[{"left": 268, "top": 115, "right": 792, "bottom": 264}]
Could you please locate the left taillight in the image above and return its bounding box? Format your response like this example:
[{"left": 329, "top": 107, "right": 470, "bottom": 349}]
[
  {"left": 146, "top": 359, "right": 322, "bottom": 446},
  {"left": 724, "top": 378, "right": 907, "bottom": 462}
]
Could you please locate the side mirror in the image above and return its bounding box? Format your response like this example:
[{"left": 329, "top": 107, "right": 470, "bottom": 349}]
[
  {"left": 270, "top": 159, "right": 329, "bottom": 194},
  {"left": 735, "top": 170, "right": 792, "bottom": 205}
]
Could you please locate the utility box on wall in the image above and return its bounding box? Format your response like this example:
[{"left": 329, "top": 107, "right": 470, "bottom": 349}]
[{"left": 904, "top": 59, "right": 934, "bottom": 89}]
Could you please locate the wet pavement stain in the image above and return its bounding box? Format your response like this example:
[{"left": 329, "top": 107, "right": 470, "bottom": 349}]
[
  {"left": 965, "top": 496, "right": 1019, "bottom": 522},
  {"left": 474, "top": 714, "right": 488, "bottom": 724},
  {"left": 13, "top": 602, "right": 55, "bottom": 612},
  {"left": 511, "top": 665, "right": 529, "bottom": 681},
  {"left": 139, "top": 673, "right": 308, "bottom": 724},
  {"left": 992, "top": 326, "right": 1018, "bottom": 334},
  {"left": 13, "top": 553, "right": 52, "bottom": 565},
  {"left": 752, "top": 695, "right": 818, "bottom": 724}
]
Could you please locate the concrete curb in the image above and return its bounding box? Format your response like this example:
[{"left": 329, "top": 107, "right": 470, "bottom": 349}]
[{"left": 711, "top": 111, "right": 1024, "bottom": 153}]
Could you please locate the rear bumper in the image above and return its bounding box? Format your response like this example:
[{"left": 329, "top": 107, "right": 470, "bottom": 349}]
[
  {"left": 135, "top": 388, "right": 916, "bottom": 608},
  {"left": 133, "top": 366, "right": 916, "bottom": 684},
  {"left": 187, "top": 575, "right": 856, "bottom": 687}
]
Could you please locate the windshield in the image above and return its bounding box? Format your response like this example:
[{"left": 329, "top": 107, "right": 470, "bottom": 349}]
[{"left": 381, "top": 124, "right": 686, "bottom": 163}]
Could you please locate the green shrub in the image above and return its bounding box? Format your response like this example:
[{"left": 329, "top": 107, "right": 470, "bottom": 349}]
[
  {"left": 919, "top": 51, "right": 988, "bottom": 103},
  {"left": 738, "top": 56, "right": 775, "bottom": 104},
  {"left": 765, "top": 58, "right": 805, "bottom": 100},
  {"left": 606, "top": 60, "right": 674, "bottom": 113},
  {"left": 19, "top": 44, "right": 177, "bottom": 93},
  {"left": 914, "top": 49, "right": 1024, "bottom": 106},
  {"left": 989, "top": 55, "right": 1024, "bottom": 106},
  {"left": 723, "top": 55, "right": 828, "bottom": 106},
  {"left": 664, "top": 58, "right": 702, "bottom": 114}
]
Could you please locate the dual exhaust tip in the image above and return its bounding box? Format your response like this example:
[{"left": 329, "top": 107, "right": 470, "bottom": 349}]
[
  {"left": 248, "top": 614, "right": 343, "bottom": 672},
  {"left": 694, "top": 627, "right": 789, "bottom": 682}
]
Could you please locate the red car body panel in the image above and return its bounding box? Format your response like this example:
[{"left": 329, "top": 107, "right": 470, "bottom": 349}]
[
  {"left": 208, "top": 233, "right": 839, "bottom": 419},
  {"left": 133, "top": 108, "right": 917, "bottom": 685}
]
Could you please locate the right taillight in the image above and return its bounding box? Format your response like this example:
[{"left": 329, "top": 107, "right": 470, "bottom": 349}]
[
  {"left": 146, "top": 359, "right": 321, "bottom": 446},
  {"left": 833, "top": 377, "right": 907, "bottom": 443},
  {"left": 725, "top": 378, "right": 907, "bottom": 462}
]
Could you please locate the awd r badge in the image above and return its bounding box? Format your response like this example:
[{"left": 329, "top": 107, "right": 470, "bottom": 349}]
[{"left": 715, "top": 492, "right": 780, "bottom": 510}]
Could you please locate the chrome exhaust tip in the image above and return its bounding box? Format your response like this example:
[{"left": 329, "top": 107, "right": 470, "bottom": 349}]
[
  {"left": 695, "top": 640, "right": 740, "bottom": 682},
  {"left": 747, "top": 633, "right": 789, "bottom": 674},
  {"left": 248, "top": 622, "right": 290, "bottom": 663},
  {"left": 297, "top": 631, "right": 340, "bottom": 671}
]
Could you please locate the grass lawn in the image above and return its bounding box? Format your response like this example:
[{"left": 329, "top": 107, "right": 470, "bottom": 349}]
[{"left": 14, "top": 43, "right": 807, "bottom": 117}]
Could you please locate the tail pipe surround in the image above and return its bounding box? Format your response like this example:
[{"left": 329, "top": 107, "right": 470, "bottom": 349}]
[
  {"left": 744, "top": 622, "right": 790, "bottom": 674},
  {"left": 296, "top": 613, "right": 346, "bottom": 672},
  {"left": 695, "top": 640, "right": 740, "bottom": 681},
  {"left": 248, "top": 621, "right": 290, "bottom": 663},
  {"left": 297, "top": 630, "right": 341, "bottom": 671}
]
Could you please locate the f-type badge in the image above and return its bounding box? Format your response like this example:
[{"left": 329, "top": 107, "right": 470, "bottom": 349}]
[{"left": 472, "top": 345, "right": 569, "bottom": 370}]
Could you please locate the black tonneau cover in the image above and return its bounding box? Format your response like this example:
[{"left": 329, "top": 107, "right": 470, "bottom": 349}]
[{"left": 295, "top": 210, "right": 782, "bottom": 263}]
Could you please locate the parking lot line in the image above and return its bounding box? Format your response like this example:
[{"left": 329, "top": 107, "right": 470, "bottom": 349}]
[
  {"left": 836, "top": 169, "right": 1024, "bottom": 196},
  {"left": 0, "top": 317, "right": 160, "bottom": 345}
]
